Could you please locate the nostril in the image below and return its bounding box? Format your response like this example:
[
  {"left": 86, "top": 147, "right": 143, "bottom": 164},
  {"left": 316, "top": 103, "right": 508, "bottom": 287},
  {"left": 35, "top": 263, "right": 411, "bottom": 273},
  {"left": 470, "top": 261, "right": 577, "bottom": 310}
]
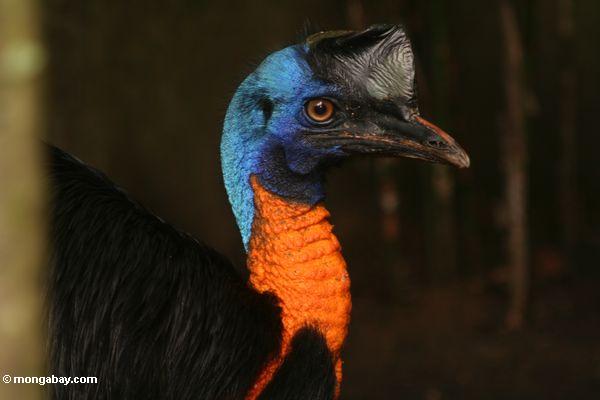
[{"left": 427, "top": 140, "right": 447, "bottom": 149}]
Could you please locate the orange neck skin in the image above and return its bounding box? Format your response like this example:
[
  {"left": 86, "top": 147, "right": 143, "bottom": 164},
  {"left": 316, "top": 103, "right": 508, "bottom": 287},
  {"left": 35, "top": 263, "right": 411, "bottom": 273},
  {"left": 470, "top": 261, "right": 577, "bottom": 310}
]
[{"left": 245, "top": 176, "right": 351, "bottom": 399}]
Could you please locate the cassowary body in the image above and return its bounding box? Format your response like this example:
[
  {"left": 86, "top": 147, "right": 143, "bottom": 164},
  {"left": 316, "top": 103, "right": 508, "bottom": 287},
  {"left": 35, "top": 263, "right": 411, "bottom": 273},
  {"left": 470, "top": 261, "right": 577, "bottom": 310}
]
[{"left": 48, "top": 25, "right": 469, "bottom": 399}]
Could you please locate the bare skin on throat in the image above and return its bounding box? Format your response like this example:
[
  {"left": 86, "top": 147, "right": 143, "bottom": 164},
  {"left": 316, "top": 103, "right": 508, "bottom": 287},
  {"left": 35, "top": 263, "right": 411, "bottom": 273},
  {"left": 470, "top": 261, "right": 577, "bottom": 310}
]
[{"left": 245, "top": 175, "right": 351, "bottom": 399}]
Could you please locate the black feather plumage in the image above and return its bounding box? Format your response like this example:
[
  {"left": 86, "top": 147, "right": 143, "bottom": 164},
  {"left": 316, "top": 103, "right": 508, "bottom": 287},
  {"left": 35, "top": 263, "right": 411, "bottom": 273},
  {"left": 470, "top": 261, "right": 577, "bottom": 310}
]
[
  {"left": 46, "top": 145, "right": 320, "bottom": 399},
  {"left": 257, "top": 328, "right": 336, "bottom": 400}
]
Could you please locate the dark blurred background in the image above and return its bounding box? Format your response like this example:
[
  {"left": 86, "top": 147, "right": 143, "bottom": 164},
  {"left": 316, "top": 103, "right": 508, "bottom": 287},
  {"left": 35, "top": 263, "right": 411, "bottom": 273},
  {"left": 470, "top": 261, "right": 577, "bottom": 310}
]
[{"left": 41, "top": 0, "right": 600, "bottom": 398}]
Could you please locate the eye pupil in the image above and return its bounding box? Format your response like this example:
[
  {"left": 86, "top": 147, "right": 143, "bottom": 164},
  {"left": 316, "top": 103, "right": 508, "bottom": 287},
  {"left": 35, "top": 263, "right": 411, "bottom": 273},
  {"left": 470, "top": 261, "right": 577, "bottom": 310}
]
[
  {"left": 305, "top": 98, "right": 334, "bottom": 123},
  {"left": 314, "top": 101, "right": 327, "bottom": 115}
]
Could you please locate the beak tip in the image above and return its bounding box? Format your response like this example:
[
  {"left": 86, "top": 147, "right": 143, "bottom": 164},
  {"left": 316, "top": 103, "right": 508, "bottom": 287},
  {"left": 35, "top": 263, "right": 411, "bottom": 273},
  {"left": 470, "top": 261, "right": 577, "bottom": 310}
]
[
  {"left": 414, "top": 116, "right": 470, "bottom": 169},
  {"left": 459, "top": 153, "right": 471, "bottom": 169},
  {"left": 444, "top": 146, "right": 470, "bottom": 169}
]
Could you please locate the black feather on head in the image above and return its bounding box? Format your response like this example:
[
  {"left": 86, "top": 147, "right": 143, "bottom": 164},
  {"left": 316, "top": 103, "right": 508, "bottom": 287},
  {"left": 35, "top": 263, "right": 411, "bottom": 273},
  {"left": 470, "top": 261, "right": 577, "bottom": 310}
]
[{"left": 305, "top": 24, "right": 417, "bottom": 108}]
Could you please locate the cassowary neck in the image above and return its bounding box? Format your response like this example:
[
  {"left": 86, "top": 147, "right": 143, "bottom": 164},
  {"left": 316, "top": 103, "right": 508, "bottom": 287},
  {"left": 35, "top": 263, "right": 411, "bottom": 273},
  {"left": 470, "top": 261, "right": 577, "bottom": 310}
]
[{"left": 245, "top": 175, "right": 351, "bottom": 399}]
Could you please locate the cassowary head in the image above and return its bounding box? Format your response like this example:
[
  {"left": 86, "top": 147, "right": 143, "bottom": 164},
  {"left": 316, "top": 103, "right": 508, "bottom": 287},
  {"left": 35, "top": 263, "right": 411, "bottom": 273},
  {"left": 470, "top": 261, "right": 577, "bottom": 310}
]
[{"left": 221, "top": 24, "right": 470, "bottom": 248}]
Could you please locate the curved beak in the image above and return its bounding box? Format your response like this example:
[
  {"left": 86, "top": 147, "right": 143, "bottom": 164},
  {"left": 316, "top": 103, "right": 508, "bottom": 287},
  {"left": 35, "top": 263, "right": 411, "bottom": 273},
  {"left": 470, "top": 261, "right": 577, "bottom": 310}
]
[{"left": 305, "top": 115, "right": 470, "bottom": 169}]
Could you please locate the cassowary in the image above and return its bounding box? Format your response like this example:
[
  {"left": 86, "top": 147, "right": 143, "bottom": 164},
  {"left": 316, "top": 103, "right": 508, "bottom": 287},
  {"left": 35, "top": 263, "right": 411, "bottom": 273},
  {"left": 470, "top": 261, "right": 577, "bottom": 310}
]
[{"left": 48, "top": 25, "right": 469, "bottom": 400}]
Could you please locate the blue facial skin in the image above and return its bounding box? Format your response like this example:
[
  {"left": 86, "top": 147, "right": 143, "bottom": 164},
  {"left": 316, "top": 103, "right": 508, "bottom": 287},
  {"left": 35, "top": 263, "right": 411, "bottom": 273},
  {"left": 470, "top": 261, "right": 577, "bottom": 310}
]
[{"left": 221, "top": 45, "right": 343, "bottom": 250}]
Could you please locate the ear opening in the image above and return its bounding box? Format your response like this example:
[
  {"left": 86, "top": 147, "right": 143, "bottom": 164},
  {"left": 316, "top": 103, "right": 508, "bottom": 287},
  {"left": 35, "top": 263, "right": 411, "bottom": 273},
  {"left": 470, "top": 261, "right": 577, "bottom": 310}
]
[{"left": 259, "top": 97, "right": 273, "bottom": 122}]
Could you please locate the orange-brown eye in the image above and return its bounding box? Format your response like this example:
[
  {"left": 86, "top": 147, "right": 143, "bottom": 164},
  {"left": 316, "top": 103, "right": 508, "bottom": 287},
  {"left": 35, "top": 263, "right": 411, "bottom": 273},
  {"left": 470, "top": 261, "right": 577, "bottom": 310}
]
[{"left": 305, "top": 98, "right": 335, "bottom": 123}]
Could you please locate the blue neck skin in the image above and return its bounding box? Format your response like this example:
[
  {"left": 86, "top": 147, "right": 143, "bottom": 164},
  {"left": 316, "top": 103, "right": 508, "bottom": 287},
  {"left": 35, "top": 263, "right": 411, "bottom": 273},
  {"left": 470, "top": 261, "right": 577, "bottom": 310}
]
[{"left": 220, "top": 45, "right": 341, "bottom": 250}]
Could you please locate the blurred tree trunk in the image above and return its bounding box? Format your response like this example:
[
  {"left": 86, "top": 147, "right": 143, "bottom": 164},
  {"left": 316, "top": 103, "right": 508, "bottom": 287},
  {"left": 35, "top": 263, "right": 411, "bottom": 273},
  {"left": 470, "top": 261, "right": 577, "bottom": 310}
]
[
  {"left": 557, "top": 0, "right": 577, "bottom": 269},
  {"left": 426, "top": 0, "right": 458, "bottom": 282},
  {"left": 0, "top": 0, "right": 46, "bottom": 399},
  {"left": 499, "top": 0, "right": 529, "bottom": 330}
]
